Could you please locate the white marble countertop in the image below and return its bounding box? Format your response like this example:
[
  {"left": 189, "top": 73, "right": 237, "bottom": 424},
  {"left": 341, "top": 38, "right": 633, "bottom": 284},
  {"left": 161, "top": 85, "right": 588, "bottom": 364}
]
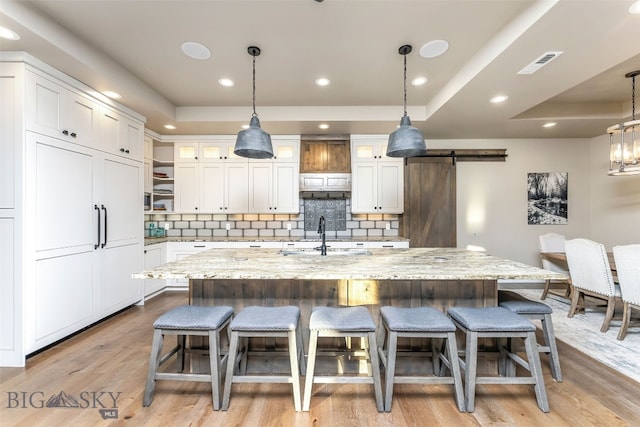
[
  {"left": 133, "top": 247, "right": 568, "bottom": 281},
  {"left": 144, "top": 236, "right": 410, "bottom": 245}
]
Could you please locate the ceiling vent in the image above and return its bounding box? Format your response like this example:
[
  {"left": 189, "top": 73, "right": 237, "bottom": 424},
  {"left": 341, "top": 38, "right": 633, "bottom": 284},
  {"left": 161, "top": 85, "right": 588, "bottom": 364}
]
[{"left": 518, "top": 51, "right": 563, "bottom": 75}]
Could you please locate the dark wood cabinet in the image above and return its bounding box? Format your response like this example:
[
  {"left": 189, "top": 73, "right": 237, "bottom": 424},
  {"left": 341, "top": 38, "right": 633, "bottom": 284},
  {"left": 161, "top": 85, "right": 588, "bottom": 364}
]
[{"left": 300, "top": 139, "right": 351, "bottom": 173}]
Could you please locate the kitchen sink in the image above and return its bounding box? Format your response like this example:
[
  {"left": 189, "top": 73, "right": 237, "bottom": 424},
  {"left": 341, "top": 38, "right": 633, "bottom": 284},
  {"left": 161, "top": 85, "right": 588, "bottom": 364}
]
[{"left": 279, "top": 248, "right": 371, "bottom": 256}]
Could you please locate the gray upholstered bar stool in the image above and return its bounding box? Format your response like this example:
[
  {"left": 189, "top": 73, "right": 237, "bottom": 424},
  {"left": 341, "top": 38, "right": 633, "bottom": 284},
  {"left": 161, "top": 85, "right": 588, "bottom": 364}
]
[
  {"left": 447, "top": 306, "right": 549, "bottom": 413},
  {"left": 303, "top": 306, "right": 384, "bottom": 412},
  {"left": 222, "top": 306, "right": 304, "bottom": 411},
  {"left": 378, "top": 306, "right": 465, "bottom": 412},
  {"left": 499, "top": 292, "right": 562, "bottom": 382},
  {"left": 143, "top": 305, "right": 234, "bottom": 410}
]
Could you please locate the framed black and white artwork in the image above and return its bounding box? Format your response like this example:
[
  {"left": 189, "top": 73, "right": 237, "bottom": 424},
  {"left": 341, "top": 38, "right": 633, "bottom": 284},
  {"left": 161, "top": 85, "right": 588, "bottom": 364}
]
[{"left": 527, "top": 172, "right": 568, "bottom": 225}]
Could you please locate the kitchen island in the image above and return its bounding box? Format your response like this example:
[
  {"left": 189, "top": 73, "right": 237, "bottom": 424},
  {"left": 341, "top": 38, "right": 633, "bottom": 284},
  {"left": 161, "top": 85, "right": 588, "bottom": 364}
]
[{"left": 135, "top": 247, "right": 566, "bottom": 355}]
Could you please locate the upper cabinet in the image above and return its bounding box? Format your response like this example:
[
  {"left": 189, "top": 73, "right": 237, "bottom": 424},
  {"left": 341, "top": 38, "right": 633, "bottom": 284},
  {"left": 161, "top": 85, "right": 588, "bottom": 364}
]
[
  {"left": 173, "top": 136, "right": 300, "bottom": 214},
  {"left": 26, "top": 71, "right": 100, "bottom": 149},
  {"left": 350, "top": 135, "right": 404, "bottom": 214},
  {"left": 300, "top": 138, "right": 350, "bottom": 173},
  {"left": 173, "top": 138, "right": 249, "bottom": 213},
  {"left": 248, "top": 137, "right": 300, "bottom": 213},
  {"left": 174, "top": 139, "right": 245, "bottom": 163},
  {"left": 99, "top": 107, "right": 143, "bottom": 159},
  {"left": 25, "top": 68, "right": 143, "bottom": 161}
]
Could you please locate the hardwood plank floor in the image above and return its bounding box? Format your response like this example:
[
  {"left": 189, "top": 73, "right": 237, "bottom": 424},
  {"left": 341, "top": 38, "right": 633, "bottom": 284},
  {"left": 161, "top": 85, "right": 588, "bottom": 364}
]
[{"left": 1, "top": 292, "right": 639, "bottom": 426}]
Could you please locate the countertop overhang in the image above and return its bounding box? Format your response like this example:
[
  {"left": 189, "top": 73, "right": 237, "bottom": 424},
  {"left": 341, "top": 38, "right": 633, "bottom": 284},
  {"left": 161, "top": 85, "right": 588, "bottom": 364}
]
[
  {"left": 133, "top": 247, "right": 568, "bottom": 282},
  {"left": 144, "top": 236, "right": 410, "bottom": 245}
]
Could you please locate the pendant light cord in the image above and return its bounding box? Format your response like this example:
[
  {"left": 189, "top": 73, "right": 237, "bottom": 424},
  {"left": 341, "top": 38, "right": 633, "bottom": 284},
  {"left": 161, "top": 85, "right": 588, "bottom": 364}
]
[
  {"left": 632, "top": 74, "right": 636, "bottom": 121},
  {"left": 252, "top": 54, "right": 257, "bottom": 118},
  {"left": 403, "top": 53, "right": 408, "bottom": 118}
]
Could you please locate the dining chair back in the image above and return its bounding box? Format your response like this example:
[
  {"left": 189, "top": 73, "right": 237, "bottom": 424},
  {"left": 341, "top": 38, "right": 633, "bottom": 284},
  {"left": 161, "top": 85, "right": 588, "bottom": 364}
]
[
  {"left": 565, "top": 238, "right": 620, "bottom": 332},
  {"left": 612, "top": 244, "right": 640, "bottom": 340},
  {"left": 538, "top": 233, "right": 571, "bottom": 299}
]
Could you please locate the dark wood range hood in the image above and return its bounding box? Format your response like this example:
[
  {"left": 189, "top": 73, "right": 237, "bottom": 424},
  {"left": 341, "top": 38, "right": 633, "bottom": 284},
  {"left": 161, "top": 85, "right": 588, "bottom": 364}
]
[{"left": 299, "top": 136, "right": 351, "bottom": 198}]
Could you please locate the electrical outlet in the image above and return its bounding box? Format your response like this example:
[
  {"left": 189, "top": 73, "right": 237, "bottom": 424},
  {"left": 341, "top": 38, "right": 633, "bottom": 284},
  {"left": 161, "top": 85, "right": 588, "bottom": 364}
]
[
  {"left": 163, "top": 223, "right": 170, "bottom": 231},
  {"left": 385, "top": 223, "right": 391, "bottom": 231},
  {"left": 225, "top": 223, "right": 231, "bottom": 231},
  {"left": 287, "top": 223, "right": 292, "bottom": 231}
]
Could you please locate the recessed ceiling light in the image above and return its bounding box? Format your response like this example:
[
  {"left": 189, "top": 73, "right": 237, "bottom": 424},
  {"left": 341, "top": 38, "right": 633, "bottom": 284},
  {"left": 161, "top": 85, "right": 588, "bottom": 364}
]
[
  {"left": 241, "top": 124, "right": 250, "bottom": 130},
  {"left": 102, "top": 90, "right": 122, "bottom": 99},
  {"left": 0, "top": 26, "right": 20, "bottom": 40},
  {"left": 543, "top": 122, "right": 557, "bottom": 128},
  {"left": 490, "top": 95, "right": 509, "bottom": 104},
  {"left": 218, "top": 78, "right": 235, "bottom": 87},
  {"left": 181, "top": 41, "right": 211, "bottom": 60},
  {"left": 164, "top": 124, "right": 176, "bottom": 130},
  {"left": 411, "top": 76, "right": 428, "bottom": 86},
  {"left": 630, "top": 1, "right": 640, "bottom": 14},
  {"left": 318, "top": 123, "right": 330, "bottom": 130},
  {"left": 315, "top": 77, "right": 331, "bottom": 87},
  {"left": 419, "top": 40, "right": 449, "bottom": 58}
]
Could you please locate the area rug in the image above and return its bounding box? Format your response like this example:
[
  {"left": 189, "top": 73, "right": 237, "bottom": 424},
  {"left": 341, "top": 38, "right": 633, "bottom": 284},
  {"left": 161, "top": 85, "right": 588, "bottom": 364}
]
[{"left": 512, "top": 289, "right": 640, "bottom": 383}]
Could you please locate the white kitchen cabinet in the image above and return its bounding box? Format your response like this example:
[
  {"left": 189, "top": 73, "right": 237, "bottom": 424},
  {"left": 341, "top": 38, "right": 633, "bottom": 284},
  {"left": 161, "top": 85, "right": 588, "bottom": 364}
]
[
  {"left": 174, "top": 139, "right": 249, "bottom": 213},
  {"left": 174, "top": 139, "right": 245, "bottom": 162},
  {"left": 248, "top": 137, "right": 300, "bottom": 214},
  {"left": 25, "top": 70, "right": 100, "bottom": 149},
  {"left": 0, "top": 217, "right": 18, "bottom": 365},
  {"left": 144, "top": 244, "right": 165, "bottom": 297},
  {"left": 26, "top": 132, "right": 143, "bottom": 353},
  {"left": 0, "top": 61, "right": 23, "bottom": 366},
  {"left": 351, "top": 135, "right": 404, "bottom": 214},
  {"left": 100, "top": 106, "right": 143, "bottom": 159},
  {"left": 1, "top": 54, "right": 145, "bottom": 366}
]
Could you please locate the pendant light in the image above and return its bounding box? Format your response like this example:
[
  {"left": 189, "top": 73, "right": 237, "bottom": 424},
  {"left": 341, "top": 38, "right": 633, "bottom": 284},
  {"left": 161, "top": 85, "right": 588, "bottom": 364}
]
[
  {"left": 386, "top": 44, "right": 427, "bottom": 157},
  {"left": 607, "top": 70, "right": 640, "bottom": 176},
  {"left": 234, "top": 46, "right": 273, "bottom": 159}
]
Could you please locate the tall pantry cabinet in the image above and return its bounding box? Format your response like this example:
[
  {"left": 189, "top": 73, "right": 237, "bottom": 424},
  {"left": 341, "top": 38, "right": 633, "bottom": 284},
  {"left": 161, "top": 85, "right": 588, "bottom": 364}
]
[{"left": 0, "top": 53, "right": 145, "bottom": 366}]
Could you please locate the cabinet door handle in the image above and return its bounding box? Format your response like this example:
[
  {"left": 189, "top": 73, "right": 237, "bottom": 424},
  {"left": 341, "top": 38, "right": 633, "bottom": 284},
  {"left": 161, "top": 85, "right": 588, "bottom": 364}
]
[
  {"left": 94, "top": 204, "right": 101, "bottom": 250},
  {"left": 120, "top": 148, "right": 125, "bottom": 152},
  {"left": 193, "top": 245, "right": 206, "bottom": 248},
  {"left": 70, "top": 132, "right": 77, "bottom": 138},
  {"left": 101, "top": 204, "right": 108, "bottom": 248}
]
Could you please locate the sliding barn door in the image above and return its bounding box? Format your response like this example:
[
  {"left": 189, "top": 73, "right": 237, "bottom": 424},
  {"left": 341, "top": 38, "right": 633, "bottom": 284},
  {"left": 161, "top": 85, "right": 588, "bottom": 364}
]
[{"left": 401, "top": 157, "right": 456, "bottom": 247}]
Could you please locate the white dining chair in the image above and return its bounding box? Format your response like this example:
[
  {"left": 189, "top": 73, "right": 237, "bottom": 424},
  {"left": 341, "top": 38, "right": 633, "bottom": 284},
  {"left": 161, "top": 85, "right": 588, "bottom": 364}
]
[
  {"left": 538, "top": 232, "right": 571, "bottom": 300},
  {"left": 565, "top": 238, "right": 621, "bottom": 332},
  {"left": 612, "top": 244, "right": 640, "bottom": 340}
]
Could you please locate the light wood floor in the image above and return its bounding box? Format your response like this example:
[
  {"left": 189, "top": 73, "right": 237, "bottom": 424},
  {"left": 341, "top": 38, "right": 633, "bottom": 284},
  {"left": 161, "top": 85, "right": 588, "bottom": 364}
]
[{"left": 1, "top": 291, "right": 639, "bottom": 426}]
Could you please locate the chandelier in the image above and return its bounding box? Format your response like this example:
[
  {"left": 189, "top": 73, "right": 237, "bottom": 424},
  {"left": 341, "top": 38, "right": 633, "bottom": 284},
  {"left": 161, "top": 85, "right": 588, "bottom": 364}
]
[{"left": 607, "top": 70, "right": 640, "bottom": 176}]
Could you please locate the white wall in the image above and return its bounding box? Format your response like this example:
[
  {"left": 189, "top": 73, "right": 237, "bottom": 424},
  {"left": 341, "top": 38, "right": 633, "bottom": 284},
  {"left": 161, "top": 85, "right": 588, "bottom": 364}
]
[
  {"left": 589, "top": 134, "right": 640, "bottom": 248},
  {"left": 429, "top": 138, "right": 596, "bottom": 267}
]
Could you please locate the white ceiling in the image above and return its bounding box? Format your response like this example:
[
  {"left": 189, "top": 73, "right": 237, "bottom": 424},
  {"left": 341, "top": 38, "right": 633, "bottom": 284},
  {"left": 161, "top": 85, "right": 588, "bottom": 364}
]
[{"left": 1, "top": 0, "right": 640, "bottom": 139}]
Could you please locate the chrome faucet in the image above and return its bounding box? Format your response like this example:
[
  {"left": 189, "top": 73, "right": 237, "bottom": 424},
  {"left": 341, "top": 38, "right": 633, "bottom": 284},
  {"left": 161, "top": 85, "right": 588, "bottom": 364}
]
[{"left": 317, "top": 215, "right": 327, "bottom": 256}]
